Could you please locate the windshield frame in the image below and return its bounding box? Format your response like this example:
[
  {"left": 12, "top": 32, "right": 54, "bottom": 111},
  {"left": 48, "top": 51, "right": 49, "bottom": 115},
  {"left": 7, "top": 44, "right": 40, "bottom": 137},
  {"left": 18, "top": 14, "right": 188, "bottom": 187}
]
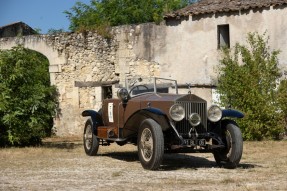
[{"left": 124, "top": 77, "right": 178, "bottom": 97}]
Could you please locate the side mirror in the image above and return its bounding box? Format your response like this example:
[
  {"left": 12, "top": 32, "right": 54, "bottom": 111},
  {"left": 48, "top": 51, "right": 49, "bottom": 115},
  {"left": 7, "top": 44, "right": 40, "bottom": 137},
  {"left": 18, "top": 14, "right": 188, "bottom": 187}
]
[{"left": 117, "top": 88, "right": 130, "bottom": 103}]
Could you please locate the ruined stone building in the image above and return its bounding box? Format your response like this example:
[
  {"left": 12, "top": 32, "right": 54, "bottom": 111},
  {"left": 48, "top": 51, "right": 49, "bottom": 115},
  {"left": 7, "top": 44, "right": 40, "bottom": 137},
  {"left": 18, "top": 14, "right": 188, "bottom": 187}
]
[
  {"left": 0, "top": 0, "right": 287, "bottom": 136},
  {"left": 0, "top": 21, "right": 37, "bottom": 38}
]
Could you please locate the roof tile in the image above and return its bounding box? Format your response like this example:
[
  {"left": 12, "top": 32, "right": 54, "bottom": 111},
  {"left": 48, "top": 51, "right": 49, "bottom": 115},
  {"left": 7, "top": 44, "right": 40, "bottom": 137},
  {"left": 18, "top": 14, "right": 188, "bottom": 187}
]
[{"left": 165, "top": 0, "right": 287, "bottom": 18}]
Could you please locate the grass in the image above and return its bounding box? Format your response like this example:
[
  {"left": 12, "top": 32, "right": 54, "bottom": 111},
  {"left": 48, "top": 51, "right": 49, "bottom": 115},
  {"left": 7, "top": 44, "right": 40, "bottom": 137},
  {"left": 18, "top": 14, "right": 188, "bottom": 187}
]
[{"left": 0, "top": 140, "right": 286, "bottom": 190}]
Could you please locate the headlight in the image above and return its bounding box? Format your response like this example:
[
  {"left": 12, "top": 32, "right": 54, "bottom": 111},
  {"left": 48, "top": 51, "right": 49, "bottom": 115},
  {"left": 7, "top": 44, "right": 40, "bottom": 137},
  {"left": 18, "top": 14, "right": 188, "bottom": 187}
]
[
  {"left": 189, "top": 113, "right": 201, "bottom": 126},
  {"left": 207, "top": 105, "right": 222, "bottom": 122},
  {"left": 169, "top": 104, "right": 185, "bottom": 121},
  {"left": 117, "top": 88, "right": 129, "bottom": 101}
]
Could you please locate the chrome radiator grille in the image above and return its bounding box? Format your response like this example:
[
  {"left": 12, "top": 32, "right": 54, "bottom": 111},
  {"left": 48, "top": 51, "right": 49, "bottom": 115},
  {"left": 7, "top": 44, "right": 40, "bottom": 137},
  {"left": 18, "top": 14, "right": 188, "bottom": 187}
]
[{"left": 175, "top": 101, "right": 207, "bottom": 135}]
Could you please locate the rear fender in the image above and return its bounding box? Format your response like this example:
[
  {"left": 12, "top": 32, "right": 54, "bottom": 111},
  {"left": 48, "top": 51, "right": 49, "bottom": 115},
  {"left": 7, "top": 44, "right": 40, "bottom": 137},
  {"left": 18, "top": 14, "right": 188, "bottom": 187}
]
[
  {"left": 82, "top": 110, "right": 103, "bottom": 134},
  {"left": 222, "top": 109, "right": 244, "bottom": 119}
]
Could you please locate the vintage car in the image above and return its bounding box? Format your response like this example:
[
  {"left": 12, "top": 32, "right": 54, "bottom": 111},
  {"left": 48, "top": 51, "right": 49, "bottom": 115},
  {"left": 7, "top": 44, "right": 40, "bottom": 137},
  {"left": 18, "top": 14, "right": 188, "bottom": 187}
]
[{"left": 82, "top": 77, "right": 244, "bottom": 170}]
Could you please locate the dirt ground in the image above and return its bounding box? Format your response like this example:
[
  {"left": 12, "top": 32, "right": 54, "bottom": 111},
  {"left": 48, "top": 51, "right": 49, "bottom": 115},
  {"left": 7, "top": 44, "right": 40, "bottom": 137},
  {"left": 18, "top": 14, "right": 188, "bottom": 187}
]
[{"left": 0, "top": 139, "right": 286, "bottom": 191}]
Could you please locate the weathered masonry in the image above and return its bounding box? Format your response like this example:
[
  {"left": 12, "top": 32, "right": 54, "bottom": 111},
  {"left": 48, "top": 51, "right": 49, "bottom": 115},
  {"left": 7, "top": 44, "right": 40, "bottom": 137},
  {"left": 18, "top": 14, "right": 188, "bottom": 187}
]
[
  {"left": 0, "top": 28, "right": 163, "bottom": 136},
  {"left": 1, "top": 0, "right": 287, "bottom": 136}
]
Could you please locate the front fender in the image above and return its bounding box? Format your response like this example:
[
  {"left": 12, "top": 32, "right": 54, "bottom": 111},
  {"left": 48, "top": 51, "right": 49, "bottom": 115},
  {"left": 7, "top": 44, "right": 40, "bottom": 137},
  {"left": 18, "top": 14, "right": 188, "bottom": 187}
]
[
  {"left": 142, "top": 107, "right": 166, "bottom": 116},
  {"left": 222, "top": 109, "right": 244, "bottom": 119},
  {"left": 82, "top": 110, "right": 103, "bottom": 134},
  {"left": 123, "top": 108, "right": 171, "bottom": 137}
]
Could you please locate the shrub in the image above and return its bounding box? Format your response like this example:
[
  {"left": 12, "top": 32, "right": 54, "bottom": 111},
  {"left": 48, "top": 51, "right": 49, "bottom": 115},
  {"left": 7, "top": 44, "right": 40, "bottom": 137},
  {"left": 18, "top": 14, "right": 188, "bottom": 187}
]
[
  {"left": 217, "top": 32, "right": 286, "bottom": 140},
  {"left": 0, "top": 46, "right": 58, "bottom": 146}
]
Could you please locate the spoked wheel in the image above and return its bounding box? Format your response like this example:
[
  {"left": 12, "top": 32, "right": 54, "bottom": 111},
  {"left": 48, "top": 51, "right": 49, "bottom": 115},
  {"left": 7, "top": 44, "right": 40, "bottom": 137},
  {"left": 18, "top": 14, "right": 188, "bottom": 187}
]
[
  {"left": 140, "top": 128, "right": 154, "bottom": 161},
  {"left": 138, "top": 119, "right": 164, "bottom": 170},
  {"left": 83, "top": 119, "right": 99, "bottom": 156},
  {"left": 213, "top": 120, "right": 243, "bottom": 169}
]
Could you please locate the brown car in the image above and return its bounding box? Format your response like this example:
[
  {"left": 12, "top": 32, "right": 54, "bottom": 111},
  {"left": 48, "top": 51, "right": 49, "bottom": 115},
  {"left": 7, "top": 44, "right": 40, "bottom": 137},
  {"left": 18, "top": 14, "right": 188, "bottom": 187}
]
[{"left": 82, "top": 77, "right": 244, "bottom": 170}]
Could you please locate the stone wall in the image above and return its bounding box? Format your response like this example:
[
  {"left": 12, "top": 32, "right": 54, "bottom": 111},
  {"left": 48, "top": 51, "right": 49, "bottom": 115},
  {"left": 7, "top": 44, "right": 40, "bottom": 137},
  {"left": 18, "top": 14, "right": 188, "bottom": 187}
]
[
  {"left": 52, "top": 29, "right": 162, "bottom": 135},
  {"left": 2, "top": 5, "right": 287, "bottom": 136},
  {"left": 0, "top": 27, "right": 164, "bottom": 136},
  {"left": 47, "top": 32, "right": 119, "bottom": 135}
]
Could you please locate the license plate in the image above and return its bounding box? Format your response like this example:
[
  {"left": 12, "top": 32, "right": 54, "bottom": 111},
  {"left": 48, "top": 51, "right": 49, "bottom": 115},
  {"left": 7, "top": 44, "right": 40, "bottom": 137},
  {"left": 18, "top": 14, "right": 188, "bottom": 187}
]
[
  {"left": 184, "top": 139, "right": 206, "bottom": 146},
  {"left": 184, "top": 139, "right": 195, "bottom": 145},
  {"left": 197, "top": 139, "right": 206, "bottom": 146}
]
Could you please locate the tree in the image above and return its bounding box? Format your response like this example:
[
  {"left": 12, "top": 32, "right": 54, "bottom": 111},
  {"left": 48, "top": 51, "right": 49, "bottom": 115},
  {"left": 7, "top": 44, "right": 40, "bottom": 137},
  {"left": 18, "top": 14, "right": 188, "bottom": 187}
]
[
  {"left": 64, "top": 0, "right": 195, "bottom": 32},
  {"left": 47, "top": 28, "right": 66, "bottom": 35},
  {"left": 0, "top": 46, "right": 58, "bottom": 146},
  {"left": 217, "top": 32, "right": 286, "bottom": 140},
  {"left": 34, "top": 28, "right": 42, "bottom": 34},
  {"left": 278, "top": 79, "right": 287, "bottom": 136}
]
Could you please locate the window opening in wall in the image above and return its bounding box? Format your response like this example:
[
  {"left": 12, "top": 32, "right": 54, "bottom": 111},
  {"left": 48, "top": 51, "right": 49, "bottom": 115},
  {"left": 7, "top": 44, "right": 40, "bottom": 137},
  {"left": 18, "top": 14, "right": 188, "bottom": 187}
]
[
  {"left": 217, "top": 24, "right": 230, "bottom": 49},
  {"left": 102, "top": 86, "right": 112, "bottom": 99}
]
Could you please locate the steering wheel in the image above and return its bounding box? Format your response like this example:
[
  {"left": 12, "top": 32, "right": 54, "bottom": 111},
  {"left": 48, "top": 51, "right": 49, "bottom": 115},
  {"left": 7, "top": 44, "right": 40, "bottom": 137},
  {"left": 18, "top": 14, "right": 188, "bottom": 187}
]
[{"left": 129, "top": 85, "right": 149, "bottom": 95}]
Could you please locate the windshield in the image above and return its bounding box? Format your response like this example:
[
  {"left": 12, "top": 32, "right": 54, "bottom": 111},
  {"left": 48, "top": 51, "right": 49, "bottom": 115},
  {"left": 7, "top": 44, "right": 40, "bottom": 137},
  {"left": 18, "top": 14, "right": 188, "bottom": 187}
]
[{"left": 125, "top": 77, "right": 178, "bottom": 97}]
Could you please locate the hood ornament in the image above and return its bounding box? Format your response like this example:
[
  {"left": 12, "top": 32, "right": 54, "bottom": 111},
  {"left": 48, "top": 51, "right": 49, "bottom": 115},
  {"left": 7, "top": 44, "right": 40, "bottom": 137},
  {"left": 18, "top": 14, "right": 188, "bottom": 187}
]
[{"left": 186, "top": 83, "right": 191, "bottom": 94}]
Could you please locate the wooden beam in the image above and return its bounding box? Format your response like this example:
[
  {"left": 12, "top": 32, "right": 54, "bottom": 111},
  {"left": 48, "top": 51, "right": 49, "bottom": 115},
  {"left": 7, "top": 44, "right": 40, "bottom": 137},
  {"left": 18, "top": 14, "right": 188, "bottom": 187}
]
[{"left": 74, "top": 80, "right": 119, "bottom": 87}]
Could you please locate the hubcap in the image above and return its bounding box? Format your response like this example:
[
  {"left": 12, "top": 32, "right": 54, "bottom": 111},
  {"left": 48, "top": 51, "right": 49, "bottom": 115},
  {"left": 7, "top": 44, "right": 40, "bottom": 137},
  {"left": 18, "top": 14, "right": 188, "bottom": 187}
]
[
  {"left": 84, "top": 125, "right": 93, "bottom": 150},
  {"left": 140, "top": 128, "right": 153, "bottom": 162}
]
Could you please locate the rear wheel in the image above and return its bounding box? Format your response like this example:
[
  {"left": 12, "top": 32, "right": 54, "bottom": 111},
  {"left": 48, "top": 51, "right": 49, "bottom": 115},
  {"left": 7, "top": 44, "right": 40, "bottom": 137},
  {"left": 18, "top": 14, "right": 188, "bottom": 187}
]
[
  {"left": 83, "top": 119, "right": 99, "bottom": 156},
  {"left": 213, "top": 121, "right": 243, "bottom": 169},
  {"left": 138, "top": 119, "right": 164, "bottom": 170}
]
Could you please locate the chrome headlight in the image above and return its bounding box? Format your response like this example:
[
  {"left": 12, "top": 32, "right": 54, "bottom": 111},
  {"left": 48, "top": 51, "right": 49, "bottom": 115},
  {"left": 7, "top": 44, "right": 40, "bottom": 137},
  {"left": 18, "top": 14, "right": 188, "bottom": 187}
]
[
  {"left": 189, "top": 113, "right": 201, "bottom": 126},
  {"left": 207, "top": 105, "right": 222, "bottom": 122},
  {"left": 169, "top": 104, "right": 185, "bottom": 121}
]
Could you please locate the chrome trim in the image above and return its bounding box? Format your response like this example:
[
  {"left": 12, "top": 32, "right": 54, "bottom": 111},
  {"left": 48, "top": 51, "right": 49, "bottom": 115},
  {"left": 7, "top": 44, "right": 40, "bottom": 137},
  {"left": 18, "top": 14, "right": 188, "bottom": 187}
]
[
  {"left": 188, "top": 113, "right": 201, "bottom": 126},
  {"left": 169, "top": 104, "right": 185, "bottom": 121},
  {"left": 175, "top": 101, "right": 207, "bottom": 134},
  {"left": 125, "top": 77, "right": 178, "bottom": 95},
  {"left": 188, "top": 126, "right": 197, "bottom": 138},
  {"left": 207, "top": 105, "right": 222, "bottom": 122}
]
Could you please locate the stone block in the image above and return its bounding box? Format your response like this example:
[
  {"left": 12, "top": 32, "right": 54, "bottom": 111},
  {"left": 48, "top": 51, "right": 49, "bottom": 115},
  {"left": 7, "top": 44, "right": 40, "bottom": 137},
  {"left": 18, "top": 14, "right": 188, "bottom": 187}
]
[{"left": 49, "top": 64, "right": 61, "bottom": 73}]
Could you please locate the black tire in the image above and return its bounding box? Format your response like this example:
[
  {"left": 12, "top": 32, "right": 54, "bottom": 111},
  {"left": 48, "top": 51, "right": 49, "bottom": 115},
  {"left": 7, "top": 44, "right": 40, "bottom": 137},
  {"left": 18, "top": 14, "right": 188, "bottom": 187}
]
[
  {"left": 213, "top": 120, "right": 243, "bottom": 169},
  {"left": 137, "top": 119, "right": 164, "bottom": 170},
  {"left": 83, "top": 119, "right": 99, "bottom": 156}
]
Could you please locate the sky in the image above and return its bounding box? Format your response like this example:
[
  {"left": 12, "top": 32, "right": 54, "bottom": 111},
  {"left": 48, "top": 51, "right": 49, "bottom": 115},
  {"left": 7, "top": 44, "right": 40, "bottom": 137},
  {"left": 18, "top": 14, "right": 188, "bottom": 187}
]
[{"left": 0, "top": 0, "right": 91, "bottom": 34}]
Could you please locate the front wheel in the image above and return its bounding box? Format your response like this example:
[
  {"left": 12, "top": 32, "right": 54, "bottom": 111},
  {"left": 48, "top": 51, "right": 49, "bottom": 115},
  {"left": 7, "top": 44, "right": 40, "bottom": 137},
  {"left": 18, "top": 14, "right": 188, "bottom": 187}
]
[
  {"left": 213, "top": 120, "right": 243, "bottom": 169},
  {"left": 83, "top": 119, "right": 99, "bottom": 156},
  {"left": 138, "top": 119, "right": 164, "bottom": 170}
]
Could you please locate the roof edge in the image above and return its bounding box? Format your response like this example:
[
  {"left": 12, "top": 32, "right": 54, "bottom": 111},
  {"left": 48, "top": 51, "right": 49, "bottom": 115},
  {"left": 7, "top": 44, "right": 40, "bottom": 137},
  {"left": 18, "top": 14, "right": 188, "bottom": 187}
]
[{"left": 164, "top": 0, "right": 287, "bottom": 19}]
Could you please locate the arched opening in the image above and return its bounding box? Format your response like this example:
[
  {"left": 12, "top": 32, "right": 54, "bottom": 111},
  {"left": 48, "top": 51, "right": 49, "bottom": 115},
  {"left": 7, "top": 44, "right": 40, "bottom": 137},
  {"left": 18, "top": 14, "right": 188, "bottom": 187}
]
[{"left": 0, "top": 46, "right": 58, "bottom": 146}]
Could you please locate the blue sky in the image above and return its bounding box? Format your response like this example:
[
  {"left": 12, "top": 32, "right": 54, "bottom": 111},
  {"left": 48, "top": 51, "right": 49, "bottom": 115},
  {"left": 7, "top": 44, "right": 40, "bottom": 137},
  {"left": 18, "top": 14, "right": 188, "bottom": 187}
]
[{"left": 0, "top": 0, "right": 91, "bottom": 34}]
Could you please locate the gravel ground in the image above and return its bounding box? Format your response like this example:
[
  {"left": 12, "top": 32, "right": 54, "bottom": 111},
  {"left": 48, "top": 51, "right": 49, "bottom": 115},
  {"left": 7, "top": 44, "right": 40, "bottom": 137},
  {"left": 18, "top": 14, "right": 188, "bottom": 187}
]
[{"left": 0, "top": 140, "right": 286, "bottom": 191}]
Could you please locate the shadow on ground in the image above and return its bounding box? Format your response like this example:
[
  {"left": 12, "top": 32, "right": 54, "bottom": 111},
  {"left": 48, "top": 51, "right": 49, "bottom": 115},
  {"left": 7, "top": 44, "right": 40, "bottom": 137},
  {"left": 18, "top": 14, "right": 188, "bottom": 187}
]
[
  {"left": 42, "top": 141, "right": 82, "bottom": 149},
  {"left": 100, "top": 151, "right": 256, "bottom": 170},
  {"left": 41, "top": 139, "right": 257, "bottom": 170},
  {"left": 162, "top": 153, "right": 216, "bottom": 170}
]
